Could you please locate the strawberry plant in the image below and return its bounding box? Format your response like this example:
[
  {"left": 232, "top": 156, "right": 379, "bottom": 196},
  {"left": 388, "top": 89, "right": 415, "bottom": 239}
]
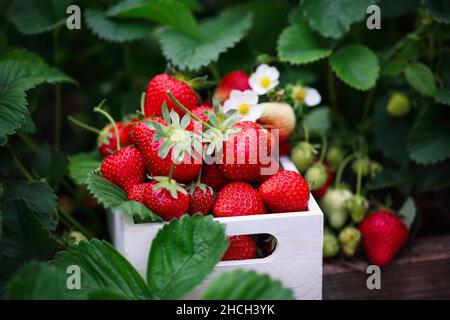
[{"left": 1, "top": 0, "right": 450, "bottom": 301}]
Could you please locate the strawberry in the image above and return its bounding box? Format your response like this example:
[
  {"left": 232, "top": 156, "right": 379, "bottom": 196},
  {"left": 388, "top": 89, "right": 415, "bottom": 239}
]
[
  {"left": 291, "top": 142, "right": 317, "bottom": 172},
  {"left": 387, "top": 92, "right": 410, "bottom": 117},
  {"left": 129, "top": 118, "right": 201, "bottom": 183},
  {"left": 200, "top": 164, "right": 229, "bottom": 192},
  {"left": 100, "top": 146, "right": 146, "bottom": 192},
  {"left": 127, "top": 183, "right": 152, "bottom": 203},
  {"left": 259, "top": 170, "right": 310, "bottom": 213},
  {"left": 213, "top": 182, "right": 267, "bottom": 217},
  {"left": 359, "top": 210, "right": 409, "bottom": 267},
  {"left": 187, "top": 183, "right": 215, "bottom": 216},
  {"left": 320, "top": 187, "right": 353, "bottom": 230},
  {"left": 222, "top": 235, "right": 257, "bottom": 261},
  {"left": 257, "top": 102, "right": 296, "bottom": 143},
  {"left": 98, "top": 122, "right": 132, "bottom": 157},
  {"left": 312, "top": 162, "right": 334, "bottom": 198},
  {"left": 217, "top": 121, "right": 277, "bottom": 182},
  {"left": 144, "top": 74, "right": 198, "bottom": 117},
  {"left": 279, "top": 142, "right": 291, "bottom": 155},
  {"left": 305, "top": 162, "right": 328, "bottom": 191},
  {"left": 214, "top": 70, "right": 251, "bottom": 103},
  {"left": 186, "top": 105, "right": 213, "bottom": 132},
  {"left": 143, "top": 180, "right": 190, "bottom": 221}
]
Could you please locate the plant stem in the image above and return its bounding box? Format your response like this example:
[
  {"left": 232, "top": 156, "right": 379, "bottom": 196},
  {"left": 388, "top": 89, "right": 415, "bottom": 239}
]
[
  {"left": 53, "top": 28, "right": 62, "bottom": 148},
  {"left": 17, "top": 132, "right": 40, "bottom": 154},
  {"left": 327, "top": 63, "right": 337, "bottom": 111},
  {"left": 208, "top": 62, "right": 220, "bottom": 81},
  {"left": 356, "top": 156, "right": 363, "bottom": 195},
  {"left": 140, "top": 92, "right": 146, "bottom": 116},
  {"left": 10, "top": 148, "right": 33, "bottom": 181},
  {"left": 168, "top": 162, "right": 176, "bottom": 182},
  {"left": 196, "top": 165, "right": 203, "bottom": 185},
  {"left": 68, "top": 116, "right": 102, "bottom": 134},
  {"left": 166, "top": 91, "right": 215, "bottom": 130},
  {"left": 335, "top": 153, "right": 357, "bottom": 188},
  {"left": 58, "top": 207, "right": 94, "bottom": 239},
  {"left": 301, "top": 121, "right": 309, "bottom": 142},
  {"left": 319, "top": 134, "right": 328, "bottom": 162},
  {"left": 94, "top": 100, "right": 121, "bottom": 152},
  {"left": 362, "top": 87, "right": 376, "bottom": 122}
]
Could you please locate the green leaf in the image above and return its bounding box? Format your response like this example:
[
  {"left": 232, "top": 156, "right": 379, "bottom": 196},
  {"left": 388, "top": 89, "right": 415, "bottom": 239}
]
[
  {"left": 423, "top": 0, "right": 450, "bottom": 24},
  {"left": 304, "top": 106, "right": 330, "bottom": 135},
  {"left": 404, "top": 63, "right": 436, "bottom": 97},
  {"left": 277, "top": 22, "right": 332, "bottom": 65},
  {"left": 6, "top": 0, "right": 72, "bottom": 35},
  {"left": 398, "top": 197, "right": 416, "bottom": 230},
  {"left": 110, "top": 0, "right": 201, "bottom": 39},
  {"left": 52, "top": 240, "right": 151, "bottom": 299},
  {"left": 34, "top": 145, "right": 67, "bottom": 186},
  {"left": 85, "top": 9, "right": 153, "bottom": 43},
  {"left": 3, "top": 181, "right": 57, "bottom": 231},
  {"left": 201, "top": 270, "right": 294, "bottom": 300},
  {"left": 435, "top": 88, "right": 450, "bottom": 106},
  {"left": 85, "top": 172, "right": 127, "bottom": 209},
  {"left": 408, "top": 106, "right": 450, "bottom": 164},
  {"left": 115, "top": 201, "right": 163, "bottom": 222},
  {"left": 68, "top": 152, "right": 102, "bottom": 185},
  {"left": 299, "top": 0, "right": 374, "bottom": 39},
  {"left": 147, "top": 214, "right": 228, "bottom": 299},
  {"left": 6, "top": 261, "right": 66, "bottom": 300},
  {"left": 0, "top": 50, "right": 74, "bottom": 144},
  {"left": 381, "top": 36, "right": 421, "bottom": 77},
  {"left": 158, "top": 8, "right": 252, "bottom": 70},
  {"left": 330, "top": 44, "right": 380, "bottom": 91},
  {"left": 366, "top": 167, "right": 407, "bottom": 191},
  {"left": 0, "top": 201, "right": 55, "bottom": 297}
]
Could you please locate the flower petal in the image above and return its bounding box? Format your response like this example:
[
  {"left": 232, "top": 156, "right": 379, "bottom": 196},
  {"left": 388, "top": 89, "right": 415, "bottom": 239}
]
[{"left": 305, "top": 88, "right": 321, "bottom": 106}]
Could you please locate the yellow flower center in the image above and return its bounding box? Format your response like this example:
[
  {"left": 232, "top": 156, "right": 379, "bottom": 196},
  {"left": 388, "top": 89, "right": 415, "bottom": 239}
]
[
  {"left": 260, "top": 77, "right": 272, "bottom": 88},
  {"left": 293, "top": 87, "right": 306, "bottom": 102},
  {"left": 238, "top": 103, "right": 251, "bottom": 115}
]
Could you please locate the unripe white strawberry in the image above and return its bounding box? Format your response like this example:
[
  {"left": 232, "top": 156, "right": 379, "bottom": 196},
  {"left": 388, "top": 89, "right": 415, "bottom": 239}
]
[{"left": 257, "top": 102, "right": 296, "bottom": 143}]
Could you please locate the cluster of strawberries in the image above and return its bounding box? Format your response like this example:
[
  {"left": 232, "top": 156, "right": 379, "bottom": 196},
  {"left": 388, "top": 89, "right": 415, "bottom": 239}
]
[{"left": 97, "top": 73, "right": 311, "bottom": 261}]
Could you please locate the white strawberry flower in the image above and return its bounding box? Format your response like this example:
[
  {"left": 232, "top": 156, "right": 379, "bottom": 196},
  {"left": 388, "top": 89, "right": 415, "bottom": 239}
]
[
  {"left": 249, "top": 64, "right": 280, "bottom": 95},
  {"left": 292, "top": 85, "right": 321, "bottom": 107},
  {"left": 222, "top": 90, "right": 262, "bottom": 122}
]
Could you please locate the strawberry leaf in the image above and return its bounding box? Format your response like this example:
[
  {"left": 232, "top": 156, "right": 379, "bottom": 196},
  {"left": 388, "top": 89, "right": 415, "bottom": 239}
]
[
  {"left": 147, "top": 214, "right": 228, "bottom": 299},
  {"left": 115, "top": 201, "right": 163, "bottom": 222},
  {"left": 6, "top": 0, "right": 72, "bottom": 35},
  {"left": 398, "top": 197, "right": 416, "bottom": 230},
  {"left": 158, "top": 8, "right": 253, "bottom": 70},
  {"left": 277, "top": 21, "right": 332, "bottom": 65},
  {"left": 435, "top": 88, "right": 450, "bottom": 106},
  {"left": 330, "top": 44, "right": 380, "bottom": 91},
  {"left": 85, "top": 172, "right": 128, "bottom": 209},
  {"left": 201, "top": 270, "right": 294, "bottom": 300},
  {"left": 404, "top": 63, "right": 436, "bottom": 97},
  {"left": 68, "top": 152, "right": 102, "bottom": 185}
]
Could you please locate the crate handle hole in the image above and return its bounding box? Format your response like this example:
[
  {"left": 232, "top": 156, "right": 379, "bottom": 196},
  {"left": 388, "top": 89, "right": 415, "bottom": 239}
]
[{"left": 222, "top": 233, "right": 278, "bottom": 261}]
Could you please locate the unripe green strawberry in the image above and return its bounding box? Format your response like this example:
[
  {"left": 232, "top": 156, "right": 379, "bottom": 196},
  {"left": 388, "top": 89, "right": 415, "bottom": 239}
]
[
  {"left": 291, "top": 142, "right": 317, "bottom": 172},
  {"left": 387, "top": 92, "right": 410, "bottom": 117},
  {"left": 370, "top": 161, "right": 383, "bottom": 177},
  {"left": 338, "top": 226, "right": 361, "bottom": 257},
  {"left": 323, "top": 227, "right": 340, "bottom": 258},
  {"left": 347, "top": 194, "right": 369, "bottom": 223},
  {"left": 326, "top": 146, "right": 344, "bottom": 170},
  {"left": 67, "top": 231, "right": 88, "bottom": 246},
  {"left": 305, "top": 162, "right": 328, "bottom": 191},
  {"left": 320, "top": 187, "right": 353, "bottom": 229},
  {"left": 351, "top": 157, "right": 370, "bottom": 177}
]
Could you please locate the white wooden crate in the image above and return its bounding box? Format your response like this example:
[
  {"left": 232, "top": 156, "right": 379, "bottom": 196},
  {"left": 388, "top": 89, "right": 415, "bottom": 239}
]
[{"left": 108, "top": 156, "right": 324, "bottom": 300}]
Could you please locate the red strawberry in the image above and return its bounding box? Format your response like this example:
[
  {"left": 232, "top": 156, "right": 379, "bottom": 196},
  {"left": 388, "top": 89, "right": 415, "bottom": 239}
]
[
  {"left": 186, "top": 105, "right": 213, "bottom": 132},
  {"left": 200, "top": 164, "right": 229, "bottom": 192},
  {"left": 129, "top": 118, "right": 201, "bottom": 183},
  {"left": 279, "top": 142, "right": 291, "bottom": 156},
  {"left": 222, "top": 235, "right": 257, "bottom": 261},
  {"left": 214, "top": 71, "right": 251, "bottom": 103},
  {"left": 127, "top": 183, "right": 152, "bottom": 203},
  {"left": 98, "top": 122, "right": 133, "bottom": 157},
  {"left": 359, "top": 210, "right": 409, "bottom": 267},
  {"left": 213, "top": 182, "right": 267, "bottom": 217},
  {"left": 144, "top": 74, "right": 198, "bottom": 117},
  {"left": 217, "top": 121, "right": 277, "bottom": 182},
  {"left": 312, "top": 162, "right": 334, "bottom": 199},
  {"left": 101, "top": 146, "right": 146, "bottom": 192},
  {"left": 259, "top": 170, "right": 310, "bottom": 213},
  {"left": 187, "top": 184, "right": 215, "bottom": 216},
  {"left": 143, "top": 181, "right": 190, "bottom": 221}
]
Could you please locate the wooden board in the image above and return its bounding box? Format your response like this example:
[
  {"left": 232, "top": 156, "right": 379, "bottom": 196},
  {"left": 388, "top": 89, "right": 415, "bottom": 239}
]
[{"left": 323, "top": 235, "right": 450, "bottom": 299}]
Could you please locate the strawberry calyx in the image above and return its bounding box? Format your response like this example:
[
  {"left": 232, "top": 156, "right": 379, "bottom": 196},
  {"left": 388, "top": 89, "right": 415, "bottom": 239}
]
[
  {"left": 94, "top": 100, "right": 121, "bottom": 152},
  {"left": 152, "top": 176, "right": 188, "bottom": 199}
]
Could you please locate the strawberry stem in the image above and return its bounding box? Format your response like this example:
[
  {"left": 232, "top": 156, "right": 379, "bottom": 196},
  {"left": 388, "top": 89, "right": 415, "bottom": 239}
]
[
  {"left": 68, "top": 116, "right": 102, "bottom": 135},
  {"left": 319, "top": 134, "right": 327, "bottom": 162},
  {"left": 94, "top": 100, "right": 121, "bottom": 152},
  {"left": 166, "top": 91, "right": 214, "bottom": 130},
  {"left": 168, "top": 162, "right": 176, "bottom": 182},
  {"left": 356, "top": 155, "right": 363, "bottom": 196},
  {"left": 301, "top": 121, "right": 309, "bottom": 142},
  {"left": 196, "top": 165, "right": 203, "bottom": 185},
  {"left": 335, "top": 153, "right": 357, "bottom": 188},
  {"left": 140, "top": 92, "right": 146, "bottom": 116}
]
